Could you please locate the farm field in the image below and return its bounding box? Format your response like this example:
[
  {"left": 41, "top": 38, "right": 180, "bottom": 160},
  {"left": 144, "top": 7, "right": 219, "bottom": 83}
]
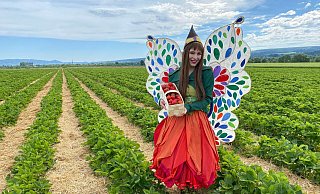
[{"left": 0, "top": 65, "right": 319, "bottom": 194}]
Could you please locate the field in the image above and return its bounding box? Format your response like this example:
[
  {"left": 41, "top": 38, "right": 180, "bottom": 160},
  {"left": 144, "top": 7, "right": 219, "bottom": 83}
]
[{"left": 0, "top": 64, "right": 319, "bottom": 194}]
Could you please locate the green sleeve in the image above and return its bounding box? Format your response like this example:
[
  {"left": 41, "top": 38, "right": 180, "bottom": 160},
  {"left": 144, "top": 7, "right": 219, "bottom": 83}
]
[{"left": 184, "top": 68, "right": 214, "bottom": 113}]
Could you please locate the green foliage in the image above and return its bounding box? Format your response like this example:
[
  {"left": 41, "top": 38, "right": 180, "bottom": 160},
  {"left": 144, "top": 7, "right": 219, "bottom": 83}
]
[
  {"left": 69, "top": 70, "right": 158, "bottom": 142},
  {"left": 249, "top": 54, "right": 318, "bottom": 63},
  {"left": 0, "top": 70, "right": 55, "bottom": 139},
  {"left": 214, "top": 147, "right": 302, "bottom": 193},
  {"left": 68, "top": 67, "right": 303, "bottom": 193},
  {"left": 65, "top": 71, "right": 166, "bottom": 193},
  {"left": 4, "top": 71, "right": 62, "bottom": 193}
]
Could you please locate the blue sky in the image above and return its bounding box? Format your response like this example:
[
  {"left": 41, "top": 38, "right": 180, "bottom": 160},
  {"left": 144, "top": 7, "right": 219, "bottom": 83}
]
[{"left": 0, "top": 0, "right": 319, "bottom": 62}]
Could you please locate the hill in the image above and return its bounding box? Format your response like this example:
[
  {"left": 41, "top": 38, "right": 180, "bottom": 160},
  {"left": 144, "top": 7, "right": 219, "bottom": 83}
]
[
  {"left": 0, "top": 46, "right": 319, "bottom": 66},
  {"left": 251, "top": 46, "right": 320, "bottom": 57}
]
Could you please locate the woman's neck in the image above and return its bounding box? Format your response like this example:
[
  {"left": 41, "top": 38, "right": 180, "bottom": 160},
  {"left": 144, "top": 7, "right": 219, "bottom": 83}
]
[{"left": 189, "top": 67, "right": 194, "bottom": 75}]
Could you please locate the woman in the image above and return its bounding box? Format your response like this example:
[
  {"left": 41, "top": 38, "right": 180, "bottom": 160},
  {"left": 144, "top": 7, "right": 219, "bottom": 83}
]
[{"left": 150, "top": 26, "right": 220, "bottom": 191}]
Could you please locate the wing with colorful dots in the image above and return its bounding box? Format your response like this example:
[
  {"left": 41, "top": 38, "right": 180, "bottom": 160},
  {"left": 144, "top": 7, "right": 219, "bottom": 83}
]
[
  {"left": 145, "top": 35, "right": 182, "bottom": 122},
  {"left": 203, "top": 16, "right": 252, "bottom": 144}
]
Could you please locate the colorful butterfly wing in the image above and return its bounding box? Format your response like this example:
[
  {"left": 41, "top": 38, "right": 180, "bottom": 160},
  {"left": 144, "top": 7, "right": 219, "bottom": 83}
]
[
  {"left": 204, "top": 16, "right": 252, "bottom": 143},
  {"left": 145, "top": 35, "right": 182, "bottom": 119}
]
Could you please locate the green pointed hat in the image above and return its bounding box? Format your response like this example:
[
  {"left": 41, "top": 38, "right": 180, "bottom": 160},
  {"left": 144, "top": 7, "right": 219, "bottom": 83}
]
[{"left": 184, "top": 25, "right": 202, "bottom": 48}]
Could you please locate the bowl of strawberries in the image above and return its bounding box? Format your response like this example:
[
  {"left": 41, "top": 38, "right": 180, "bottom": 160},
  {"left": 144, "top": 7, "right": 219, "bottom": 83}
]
[{"left": 160, "top": 82, "right": 185, "bottom": 116}]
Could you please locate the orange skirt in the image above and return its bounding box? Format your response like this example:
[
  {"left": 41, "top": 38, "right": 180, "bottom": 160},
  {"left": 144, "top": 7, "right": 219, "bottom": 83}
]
[{"left": 150, "top": 111, "right": 220, "bottom": 190}]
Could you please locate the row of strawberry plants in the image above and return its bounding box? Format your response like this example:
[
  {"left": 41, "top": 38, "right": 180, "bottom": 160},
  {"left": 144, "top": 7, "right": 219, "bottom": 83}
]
[
  {"left": 231, "top": 129, "right": 320, "bottom": 184},
  {"left": 245, "top": 67, "right": 320, "bottom": 114},
  {"left": 75, "top": 68, "right": 147, "bottom": 96},
  {"left": 77, "top": 68, "right": 320, "bottom": 152},
  {"left": 240, "top": 99, "right": 320, "bottom": 123},
  {"left": 0, "top": 71, "right": 56, "bottom": 140},
  {"left": 242, "top": 91, "right": 319, "bottom": 115},
  {"left": 77, "top": 67, "right": 319, "bottom": 116},
  {"left": 95, "top": 72, "right": 320, "bottom": 153},
  {"left": 68, "top": 70, "right": 158, "bottom": 142},
  {"left": 72, "top": 70, "right": 320, "bottom": 185},
  {"left": 73, "top": 69, "right": 160, "bottom": 109},
  {"left": 69, "top": 69, "right": 303, "bottom": 193},
  {"left": 80, "top": 67, "right": 320, "bottom": 111},
  {"left": 234, "top": 109, "right": 320, "bottom": 152},
  {"left": 0, "top": 69, "right": 53, "bottom": 101},
  {"left": 65, "top": 71, "right": 166, "bottom": 193},
  {"left": 3, "top": 71, "right": 62, "bottom": 193}
]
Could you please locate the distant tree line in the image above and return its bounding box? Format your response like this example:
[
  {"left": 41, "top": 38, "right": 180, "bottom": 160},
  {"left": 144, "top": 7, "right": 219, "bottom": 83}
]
[{"left": 249, "top": 54, "right": 320, "bottom": 63}]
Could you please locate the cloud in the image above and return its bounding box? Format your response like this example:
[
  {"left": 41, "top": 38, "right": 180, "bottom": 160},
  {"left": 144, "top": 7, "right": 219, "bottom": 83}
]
[
  {"left": 245, "top": 9, "right": 320, "bottom": 49},
  {"left": 0, "top": 0, "right": 264, "bottom": 41},
  {"left": 252, "top": 15, "right": 267, "bottom": 20},
  {"left": 89, "top": 8, "right": 128, "bottom": 17},
  {"left": 304, "top": 2, "right": 311, "bottom": 9},
  {"left": 272, "top": 10, "right": 296, "bottom": 20}
]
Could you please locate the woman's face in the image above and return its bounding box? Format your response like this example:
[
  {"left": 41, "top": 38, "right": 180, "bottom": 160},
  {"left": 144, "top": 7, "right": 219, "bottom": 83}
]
[{"left": 188, "top": 47, "right": 202, "bottom": 67}]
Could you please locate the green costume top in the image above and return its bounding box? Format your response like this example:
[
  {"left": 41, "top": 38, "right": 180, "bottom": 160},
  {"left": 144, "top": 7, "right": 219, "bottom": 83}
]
[{"left": 169, "top": 66, "right": 214, "bottom": 113}]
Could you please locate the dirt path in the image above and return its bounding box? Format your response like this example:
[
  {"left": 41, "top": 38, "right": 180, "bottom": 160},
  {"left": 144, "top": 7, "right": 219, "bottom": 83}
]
[
  {"left": 75, "top": 78, "right": 154, "bottom": 161},
  {"left": 109, "top": 88, "right": 158, "bottom": 112},
  {"left": 0, "top": 74, "right": 56, "bottom": 192},
  {"left": 224, "top": 145, "right": 320, "bottom": 194},
  {"left": 46, "top": 72, "right": 107, "bottom": 194}
]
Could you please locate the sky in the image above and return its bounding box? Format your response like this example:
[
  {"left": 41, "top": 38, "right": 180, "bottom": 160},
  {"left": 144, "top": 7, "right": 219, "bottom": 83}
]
[{"left": 0, "top": 0, "right": 319, "bottom": 62}]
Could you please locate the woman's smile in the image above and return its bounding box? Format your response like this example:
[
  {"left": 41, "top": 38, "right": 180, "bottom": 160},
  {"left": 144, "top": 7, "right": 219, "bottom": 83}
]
[{"left": 189, "top": 47, "right": 202, "bottom": 66}]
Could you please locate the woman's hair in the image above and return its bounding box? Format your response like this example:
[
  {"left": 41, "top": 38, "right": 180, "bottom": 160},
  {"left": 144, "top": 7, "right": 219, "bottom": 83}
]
[{"left": 179, "top": 41, "right": 205, "bottom": 101}]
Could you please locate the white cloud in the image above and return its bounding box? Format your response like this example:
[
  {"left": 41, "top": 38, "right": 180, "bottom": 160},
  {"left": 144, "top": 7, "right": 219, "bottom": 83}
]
[
  {"left": 304, "top": 2, "right": 311, "bottom": 9},
  {"left": 274, "top": 10, "right": 296, "bottom": 19},
  {"left": 245, "top": 10, "right": 320, "bottom": 49},
  {"left": 253, "top": 15, "right": 267, "bottom": 20},
  {"left": 0, "top": 0, "right": 263, "bottom": 41}
]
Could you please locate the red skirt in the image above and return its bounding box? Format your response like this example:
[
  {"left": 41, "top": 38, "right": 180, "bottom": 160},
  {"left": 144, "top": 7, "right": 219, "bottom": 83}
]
[{"left": 150, "top": 111, "right": 220, "bottom": 190}]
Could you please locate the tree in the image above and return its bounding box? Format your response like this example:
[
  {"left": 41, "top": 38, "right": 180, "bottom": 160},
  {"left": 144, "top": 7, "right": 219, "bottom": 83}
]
[
  {"left": 315, "top": 56, "right": 320, "bottom": 62},
  {"left": 278, "top": 55, "right": 291, "bottom": 63},
  {"left": 140, "top": 60, "right": 145, "bottom": 66},
  {"left": 292, "top": 54, "right": 309, "bottom": 62}
]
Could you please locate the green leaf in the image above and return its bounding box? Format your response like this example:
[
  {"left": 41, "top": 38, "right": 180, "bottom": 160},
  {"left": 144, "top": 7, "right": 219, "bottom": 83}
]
[
  {"left": 167, "top": 43, "right": 171, "bottom": 51},
  {"left": 207, "top": 55, "right": 211, "bottom": 62},
  {"left": 223, "top": 32, "right": 227, "bottom": 38},
  {"left": 228, "top": 122, "right": 235, "bottom": 128},
  {"left": 213, "top": 35, "right": 218, "bottom": 44},
  {"left": 150, "top": 82, "right": 158, "bottom": 86},
  {"left": 218, "top": 40, "right": 223, "bottom": 49},
  {"left": 236, "top": 80, "right": 245, "bottom": 85},
  {"left": 227, "top": 85, "right": 239, "bottom": 90},
  {"left": 161, "top": 49, "right": 166, "bottom": 57},
  {"left": 166, "top": 55, "right": 171, "bottom": 66},
  {"left": 220, "top": 133, "right": 228, "bottom": 138},
  {"left": 214, "top": 48, "right": 220, "bottom": 60}
]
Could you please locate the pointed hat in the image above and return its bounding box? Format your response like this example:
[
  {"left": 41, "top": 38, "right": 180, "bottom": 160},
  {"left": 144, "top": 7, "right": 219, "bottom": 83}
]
[{"left": 184, "top": 25, "right": 202, "bottom": 48}]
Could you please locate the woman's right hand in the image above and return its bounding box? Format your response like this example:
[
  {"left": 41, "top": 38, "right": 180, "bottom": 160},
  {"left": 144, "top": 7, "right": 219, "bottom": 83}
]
[{"left": 160, "top": 99, "right": 166, "bottom": 109}]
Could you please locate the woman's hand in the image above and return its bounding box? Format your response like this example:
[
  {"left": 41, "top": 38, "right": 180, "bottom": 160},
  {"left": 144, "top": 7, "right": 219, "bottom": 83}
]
[{"left": 160, "top": 99, "right": 166, "bottom": 109}]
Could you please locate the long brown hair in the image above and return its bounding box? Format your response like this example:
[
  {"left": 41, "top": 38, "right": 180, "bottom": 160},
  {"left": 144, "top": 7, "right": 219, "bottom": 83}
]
[{"left": 179, "top": 42, "right": 205, "bottom": 101}]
